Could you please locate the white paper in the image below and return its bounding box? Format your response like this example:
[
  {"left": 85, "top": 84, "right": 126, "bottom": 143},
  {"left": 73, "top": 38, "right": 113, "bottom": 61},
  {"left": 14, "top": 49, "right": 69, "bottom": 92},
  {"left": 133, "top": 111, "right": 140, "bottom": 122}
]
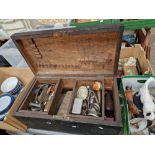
[{"left": 72, "top": 98, "right": 83, "bottom": 114}]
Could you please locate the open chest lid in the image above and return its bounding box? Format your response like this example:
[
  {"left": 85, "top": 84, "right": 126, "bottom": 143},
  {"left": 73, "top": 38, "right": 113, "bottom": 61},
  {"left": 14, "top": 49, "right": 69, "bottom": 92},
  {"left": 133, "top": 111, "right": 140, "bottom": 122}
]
[{"left": 11, "top": 24, "right": 124, "bottom": 77}]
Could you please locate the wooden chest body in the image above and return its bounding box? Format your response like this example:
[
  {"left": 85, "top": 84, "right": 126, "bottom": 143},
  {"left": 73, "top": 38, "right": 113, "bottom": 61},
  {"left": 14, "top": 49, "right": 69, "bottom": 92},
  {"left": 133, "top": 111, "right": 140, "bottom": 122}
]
[{"left": 11, "top": 25, "right": 124, "bottom": 134}]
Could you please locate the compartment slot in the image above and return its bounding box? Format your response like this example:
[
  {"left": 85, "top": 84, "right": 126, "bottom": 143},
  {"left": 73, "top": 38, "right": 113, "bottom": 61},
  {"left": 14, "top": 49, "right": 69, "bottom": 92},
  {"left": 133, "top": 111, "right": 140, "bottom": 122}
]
[
  {"left": 69, "top": 79, "right": 104, "bottom": 119},
  {"left": 104, "top": 78, "right": 121, "bottom": 122},
  {"left": 104, "top": 79, "right": 114, "bottom": 120},
  {"left": 104, "top": 90, "right": 114, "bottom": 118},
  {"left": 19, "top": 78, "right": 60, "bottom": 115},
  {"left": 54, "top": 79, "right": 76, "bottom": 117}
]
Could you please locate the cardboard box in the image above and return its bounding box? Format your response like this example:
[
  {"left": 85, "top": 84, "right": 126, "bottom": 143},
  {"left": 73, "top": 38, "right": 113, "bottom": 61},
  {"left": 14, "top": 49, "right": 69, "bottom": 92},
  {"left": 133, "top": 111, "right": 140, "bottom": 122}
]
[
  {"left": 0, "top": 67, "right": 34, "bottom": 132},
  {"left": 120, "top": 44, "right": 153, "bottom": 75}
]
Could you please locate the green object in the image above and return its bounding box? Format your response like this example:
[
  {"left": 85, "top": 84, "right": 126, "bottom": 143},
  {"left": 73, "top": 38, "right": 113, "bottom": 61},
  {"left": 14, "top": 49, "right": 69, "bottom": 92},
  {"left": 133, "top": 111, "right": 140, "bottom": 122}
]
[
  {"left": 120, "top": 75, "right": 155, "bottom": 135},
  {"left": 117, "top": 78, "right": 130, "bottom": 135},
  {"left": 70, "top": 19, "right": 155, "bottom": 30},
  {"left": 137, "top": 80, "right": 147, "bottom": 83}
]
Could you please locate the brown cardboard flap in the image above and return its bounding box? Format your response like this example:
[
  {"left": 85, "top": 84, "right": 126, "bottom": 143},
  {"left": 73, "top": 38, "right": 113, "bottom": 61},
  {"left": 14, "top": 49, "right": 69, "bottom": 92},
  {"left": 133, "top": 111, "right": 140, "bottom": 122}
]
[
  {"left": 11, "top": 25, "right": 123, "bottom": 76},
  {"left": 120, "top": 44, "right": 154, "bottom": 74}
]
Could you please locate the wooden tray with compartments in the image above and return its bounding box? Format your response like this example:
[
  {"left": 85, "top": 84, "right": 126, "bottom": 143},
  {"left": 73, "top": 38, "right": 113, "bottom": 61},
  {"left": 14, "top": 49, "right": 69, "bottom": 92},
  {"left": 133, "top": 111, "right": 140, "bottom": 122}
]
[{"left": 11, "top": 24, "right": 124, "bottom": 134}]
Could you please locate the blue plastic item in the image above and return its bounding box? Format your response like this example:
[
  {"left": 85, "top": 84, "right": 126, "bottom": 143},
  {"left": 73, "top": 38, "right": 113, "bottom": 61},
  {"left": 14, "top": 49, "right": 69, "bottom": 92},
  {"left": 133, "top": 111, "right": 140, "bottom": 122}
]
[{"left": 122, "top": 34, "right": 136, "bottom": 44}]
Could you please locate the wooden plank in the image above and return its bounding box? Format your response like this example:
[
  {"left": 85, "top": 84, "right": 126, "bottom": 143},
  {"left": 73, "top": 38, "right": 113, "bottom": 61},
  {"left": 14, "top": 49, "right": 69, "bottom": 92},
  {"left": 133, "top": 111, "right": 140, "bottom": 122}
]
[
  {"left": 0, "top": 67, "right": 34, "bottom": 132},
  {"left": 0, "top": 122, "right": 21, "bottom": 133}
]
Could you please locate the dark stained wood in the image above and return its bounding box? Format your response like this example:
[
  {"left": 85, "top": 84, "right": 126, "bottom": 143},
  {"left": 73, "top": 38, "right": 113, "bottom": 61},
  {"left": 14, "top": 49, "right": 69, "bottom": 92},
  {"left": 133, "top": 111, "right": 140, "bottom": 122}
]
[
  {"left": 11, "top": 25, "right": 124, "bottom": 134},
  {"left": 13, "top": 76, "right": 122, "bottom": 127},
  {"left": 15, "top": 117, "right": 122, "bottom": 135},
  {"left": 113, "top": 78, "right": 122, "bottom": 123},
  {"left": 11, "top": 24, "right": 124, "bottom": 76},
  {"left": 136, "top": 28, "right": 151, "bottom": 60}
]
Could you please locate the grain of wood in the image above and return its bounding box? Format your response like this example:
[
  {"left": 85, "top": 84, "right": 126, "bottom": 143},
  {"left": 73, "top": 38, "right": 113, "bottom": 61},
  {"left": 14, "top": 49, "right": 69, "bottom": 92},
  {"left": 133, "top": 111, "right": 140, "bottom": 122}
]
[{"left": 10, "top": 25, "right": 123, "bottom": 132}]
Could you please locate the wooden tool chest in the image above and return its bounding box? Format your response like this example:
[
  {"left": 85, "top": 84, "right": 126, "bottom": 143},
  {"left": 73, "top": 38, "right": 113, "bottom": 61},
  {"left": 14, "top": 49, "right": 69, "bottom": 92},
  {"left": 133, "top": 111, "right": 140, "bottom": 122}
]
[{"left": 11, "top": 24, "right": 124, "bottom": 134}]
